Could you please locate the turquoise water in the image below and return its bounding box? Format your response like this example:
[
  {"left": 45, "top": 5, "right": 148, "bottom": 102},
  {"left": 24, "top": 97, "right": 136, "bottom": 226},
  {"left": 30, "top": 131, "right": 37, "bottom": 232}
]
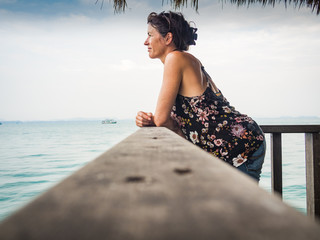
[
  {"left": 0, "top": 118, "right": 319, "bottom": 221},
  {"left": 0, "top": 120, "right": 138, "bottom": 221}
]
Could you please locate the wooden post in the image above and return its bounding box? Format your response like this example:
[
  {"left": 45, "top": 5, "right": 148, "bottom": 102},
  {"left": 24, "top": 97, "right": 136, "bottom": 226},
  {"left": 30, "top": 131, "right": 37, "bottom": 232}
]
[
  {"left": 271, "top": 133, "right": 283, "bottom": 197},
  {"left": 305, "top": 132, "right": 320, "bottom": 219}
]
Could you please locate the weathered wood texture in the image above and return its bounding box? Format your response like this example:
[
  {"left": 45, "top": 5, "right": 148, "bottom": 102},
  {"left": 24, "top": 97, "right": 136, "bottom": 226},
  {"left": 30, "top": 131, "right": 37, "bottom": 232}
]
[
  {"left": 305, "top": 132, "right": 320, "bottom": 218},
  {"left": 260, "top": 125, "right": 320, "bottom": 133},
  {"left": 1, "top": 127, "right": 320, "bottom": 240}
]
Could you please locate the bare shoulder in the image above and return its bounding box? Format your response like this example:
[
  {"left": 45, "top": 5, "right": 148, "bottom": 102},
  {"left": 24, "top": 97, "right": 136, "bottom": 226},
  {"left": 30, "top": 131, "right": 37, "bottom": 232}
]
[
  {"left": 165, "top": 51, "right": 185, "bottom": 63},
  {"left": 165, "top": 51, "right": 198, "bottom": 68}
]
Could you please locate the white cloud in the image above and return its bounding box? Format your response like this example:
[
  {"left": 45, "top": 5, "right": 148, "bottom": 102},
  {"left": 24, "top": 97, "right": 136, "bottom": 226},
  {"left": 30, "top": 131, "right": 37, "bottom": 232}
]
[{"left": 0, "top": 2, "right": 319, "bottom": 121}]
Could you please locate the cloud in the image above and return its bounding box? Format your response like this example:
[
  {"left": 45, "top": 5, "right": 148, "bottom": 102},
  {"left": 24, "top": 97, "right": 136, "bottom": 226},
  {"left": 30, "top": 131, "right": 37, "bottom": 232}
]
[
  {"left": 0, "top": 1, "right": 319, "bottom": 120},
  {"left": 0, "top": 9, "right": 159, "bottom": 120}
]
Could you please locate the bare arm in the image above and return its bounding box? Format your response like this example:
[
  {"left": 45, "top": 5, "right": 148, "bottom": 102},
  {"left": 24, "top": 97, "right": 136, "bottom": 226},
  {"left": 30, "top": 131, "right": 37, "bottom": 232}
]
[
  {"left": 153, "top": 53, "right": 184, "bottom": 137},
  {"left": 135, "top": 52, "right": 185, "bottom": 137}
]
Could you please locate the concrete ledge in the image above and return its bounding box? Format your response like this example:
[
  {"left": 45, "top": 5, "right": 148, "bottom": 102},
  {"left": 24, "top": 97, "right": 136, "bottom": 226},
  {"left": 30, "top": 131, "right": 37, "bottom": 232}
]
[{"left": 0, "top": 127, "right": 319, "bottom": 239}]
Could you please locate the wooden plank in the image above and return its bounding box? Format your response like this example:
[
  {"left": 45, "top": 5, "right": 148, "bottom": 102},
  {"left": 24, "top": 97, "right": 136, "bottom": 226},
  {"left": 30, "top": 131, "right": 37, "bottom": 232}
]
[
  {"left": 305, "top": 133, "right": 320, "bottom": 219},
  {"left": 1, "top": 127, "right": 320, "bottom": 240},
  {"left": 261, "top": 125, "right": 320, "bottom": 134},
  {"left": 271, "top": 133, "right": 283, "bottom": 197}
]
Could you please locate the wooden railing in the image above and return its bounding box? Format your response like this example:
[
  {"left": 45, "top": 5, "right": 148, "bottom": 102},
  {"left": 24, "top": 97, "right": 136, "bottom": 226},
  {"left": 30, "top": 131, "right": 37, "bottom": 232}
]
[
  {"left": 0, "top": 127, "right": 319, "bottom": 239},
  {"left": 260, "top": 125, "right": 320, "bottom": 218}
]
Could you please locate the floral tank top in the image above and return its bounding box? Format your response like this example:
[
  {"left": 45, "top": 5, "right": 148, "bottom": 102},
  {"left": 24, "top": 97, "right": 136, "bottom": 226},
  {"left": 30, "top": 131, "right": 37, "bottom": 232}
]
[{"left": 171, "top": 66, "right": 265, "bottom": 168}]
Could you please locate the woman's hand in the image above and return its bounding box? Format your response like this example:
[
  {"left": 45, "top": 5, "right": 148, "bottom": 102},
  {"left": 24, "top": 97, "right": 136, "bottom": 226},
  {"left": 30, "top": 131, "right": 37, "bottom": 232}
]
[{"left": 135, "top": 111, "right": 155, "bottom": 127}]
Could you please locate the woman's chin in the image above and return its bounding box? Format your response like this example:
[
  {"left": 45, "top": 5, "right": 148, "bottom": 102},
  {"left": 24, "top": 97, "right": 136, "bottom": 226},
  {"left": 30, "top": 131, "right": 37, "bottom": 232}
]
[{"left": 148, "top": 52, "right": 158, "bottom": 59}]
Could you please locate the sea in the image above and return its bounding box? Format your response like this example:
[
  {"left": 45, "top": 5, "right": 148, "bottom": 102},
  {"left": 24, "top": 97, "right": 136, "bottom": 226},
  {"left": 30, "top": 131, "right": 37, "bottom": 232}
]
[{"left": 1, "top": 117, "right": 320, "bottom": 222}]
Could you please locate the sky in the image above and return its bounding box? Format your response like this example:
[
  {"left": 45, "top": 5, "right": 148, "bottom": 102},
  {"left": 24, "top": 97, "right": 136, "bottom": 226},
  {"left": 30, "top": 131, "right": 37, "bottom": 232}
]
[{"left": 0, "top": 0, "right": 319, "bottom": 121}]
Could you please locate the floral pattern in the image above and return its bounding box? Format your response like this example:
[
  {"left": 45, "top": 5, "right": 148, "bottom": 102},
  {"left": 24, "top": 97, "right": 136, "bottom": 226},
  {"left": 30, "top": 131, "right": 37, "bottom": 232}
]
[{"left": 171, "top": 78, "right": 264, "bottom": 168}]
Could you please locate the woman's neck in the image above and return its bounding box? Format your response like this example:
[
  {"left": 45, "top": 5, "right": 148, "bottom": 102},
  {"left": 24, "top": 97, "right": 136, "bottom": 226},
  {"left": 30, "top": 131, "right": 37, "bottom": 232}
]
[{"left": 160, "top": 46, "right": 180, "bottom": 64}]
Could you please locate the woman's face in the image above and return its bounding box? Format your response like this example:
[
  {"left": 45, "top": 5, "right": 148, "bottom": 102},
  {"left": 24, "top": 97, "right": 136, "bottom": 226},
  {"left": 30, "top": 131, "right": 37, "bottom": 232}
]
[{"left": 144, "top": 24, "right": 167, "bottom": 60}]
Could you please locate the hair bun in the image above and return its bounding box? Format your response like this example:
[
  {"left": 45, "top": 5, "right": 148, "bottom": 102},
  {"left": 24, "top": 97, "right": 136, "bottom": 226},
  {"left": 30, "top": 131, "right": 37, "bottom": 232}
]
[
  {"left": 187, "top": 26, "right": 197, "bottom": 46},
  {"left": 191, "top": 27, "right": 198, "bottom": 45}
]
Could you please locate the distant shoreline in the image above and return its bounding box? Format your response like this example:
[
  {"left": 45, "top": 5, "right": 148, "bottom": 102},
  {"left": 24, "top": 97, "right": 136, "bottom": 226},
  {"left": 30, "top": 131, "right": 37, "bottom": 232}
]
[{"left": 1, "top": 116, "right": 320, "bottom": 124}]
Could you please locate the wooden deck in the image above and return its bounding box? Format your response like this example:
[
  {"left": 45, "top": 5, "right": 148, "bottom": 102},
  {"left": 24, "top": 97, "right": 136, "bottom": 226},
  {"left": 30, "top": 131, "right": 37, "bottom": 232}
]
[{"left": 0, "top": 127, "right": 319, "bottom": 240}]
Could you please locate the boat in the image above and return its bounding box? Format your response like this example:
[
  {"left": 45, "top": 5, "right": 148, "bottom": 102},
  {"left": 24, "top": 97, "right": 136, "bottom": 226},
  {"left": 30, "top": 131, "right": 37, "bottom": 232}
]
[{"left": 102, "top": 119, "right": 117, "bottom": 124}]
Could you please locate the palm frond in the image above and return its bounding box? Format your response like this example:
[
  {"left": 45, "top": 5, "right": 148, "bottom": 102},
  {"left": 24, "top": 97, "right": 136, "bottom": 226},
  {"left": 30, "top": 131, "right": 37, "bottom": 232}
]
[
  {"left": 163, "top": 0, "right": 199, "bottom": 11},
  {"left": 101, "top": 0, "right": 320, "bottom": 15},
  {"left": 113, "top": 0, "right": 127, "bottom": 13},
  {"left": 96, "top": 0, "right": 127, "bottom": 13}
]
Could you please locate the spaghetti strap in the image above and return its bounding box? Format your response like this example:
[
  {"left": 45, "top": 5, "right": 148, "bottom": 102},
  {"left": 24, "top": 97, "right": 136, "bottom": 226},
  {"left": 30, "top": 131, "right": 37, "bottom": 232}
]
[
  {"left": 200, "top": 66, "right": 210, "bottom": 87},
  {"left": 201, "top": 65, "right": 219, "bottom": 93}
]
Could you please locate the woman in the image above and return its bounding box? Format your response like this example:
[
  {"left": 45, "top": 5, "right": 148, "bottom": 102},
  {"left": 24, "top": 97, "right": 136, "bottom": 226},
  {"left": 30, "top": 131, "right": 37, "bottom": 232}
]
[{"left": 136, "top": 11, "right": 266, "bottom": 181}]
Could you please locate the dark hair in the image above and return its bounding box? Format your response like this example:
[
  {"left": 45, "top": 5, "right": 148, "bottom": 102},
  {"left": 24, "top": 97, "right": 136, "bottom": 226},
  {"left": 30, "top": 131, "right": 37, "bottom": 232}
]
[{"left": 147, "top": 11, "right": 197, "bottom": 51}]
